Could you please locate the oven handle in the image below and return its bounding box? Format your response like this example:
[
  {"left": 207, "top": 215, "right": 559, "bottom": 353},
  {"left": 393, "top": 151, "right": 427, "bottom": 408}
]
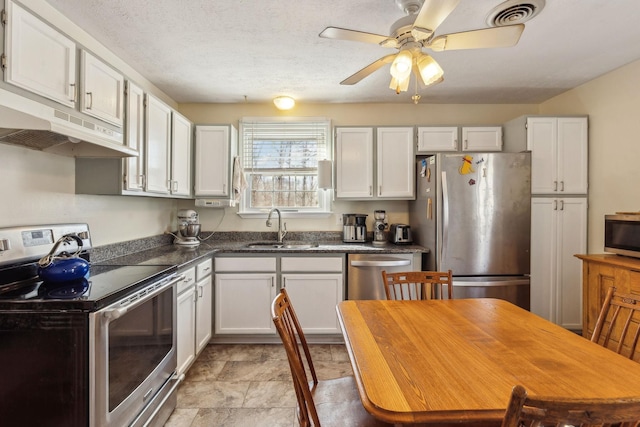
[{"left": 103, "top": 273, "right": 184, "bottom": 320}]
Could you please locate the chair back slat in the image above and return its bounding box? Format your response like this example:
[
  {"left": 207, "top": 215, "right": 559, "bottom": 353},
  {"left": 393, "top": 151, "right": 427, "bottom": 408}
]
[
  {"left": 382, "top": 270, "right": 453, "bottom": 300},
  {"left": 272, "top": 288, "right": 319, "bottom": 426},
  {"left": 502, "top": 385, "right": 640, "bottom": 427},
  {"left": 592, "top": 287, "right": 640, "bottom": 361}
]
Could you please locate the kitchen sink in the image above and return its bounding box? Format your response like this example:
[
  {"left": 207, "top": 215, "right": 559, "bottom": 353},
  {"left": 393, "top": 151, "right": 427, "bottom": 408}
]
[{"left": 245, "top": 241, "right": 319, "bottom": 250}]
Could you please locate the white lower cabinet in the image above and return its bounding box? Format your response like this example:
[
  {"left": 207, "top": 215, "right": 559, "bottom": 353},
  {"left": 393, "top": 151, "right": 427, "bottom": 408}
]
[
  {"left": 176, "top": 266, "right": 196, "bottom": 375},
  {"left": 215, "top": 257, "right": 277, "bottom": 335},
  {"left": 176, "top": 258, "right": 213, "bottom": 375},
  {"left": 214, "top": 255, "right": 345, "bottom": 337},
  {"left": 530, "top": 197, "right": 587, "bottom": 330}
]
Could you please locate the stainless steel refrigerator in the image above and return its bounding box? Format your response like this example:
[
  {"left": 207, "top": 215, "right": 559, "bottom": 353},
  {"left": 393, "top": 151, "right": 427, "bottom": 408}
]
[{"left": 409, "top": 152, "right": 531, "bottom": 309}]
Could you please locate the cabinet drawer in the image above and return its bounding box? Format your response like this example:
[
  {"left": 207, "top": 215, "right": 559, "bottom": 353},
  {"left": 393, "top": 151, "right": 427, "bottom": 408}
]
[
  {"left": 178, "top": 267, "right": 196, "bottom": 294},
  {"left": 281, "top": 257, "right": 343, "bottom": 272},
  {"left": 196, "top": 258, "right": 213, "bottom": 279},
  {"left": 627, "top": 269, "right": 640, "bottom": 295},
  {"left": 215, "top": 257, "right": 276, "bottom": 272}
]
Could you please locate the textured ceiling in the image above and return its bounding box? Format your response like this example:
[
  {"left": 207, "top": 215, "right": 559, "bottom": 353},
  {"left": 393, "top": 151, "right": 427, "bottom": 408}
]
[{"left": 44, "top": 0, "right": 640, "bottom": 104}]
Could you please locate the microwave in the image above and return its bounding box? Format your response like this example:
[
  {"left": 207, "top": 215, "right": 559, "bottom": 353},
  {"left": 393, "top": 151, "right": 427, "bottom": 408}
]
[{"left": 605, "top": 214, "right": 640, "bottom": 258}]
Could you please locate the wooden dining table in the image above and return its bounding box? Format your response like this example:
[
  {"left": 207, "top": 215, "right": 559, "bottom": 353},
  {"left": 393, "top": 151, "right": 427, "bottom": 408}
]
[{"left": 337, "top": 298, "right": 640, "bottom": 425}]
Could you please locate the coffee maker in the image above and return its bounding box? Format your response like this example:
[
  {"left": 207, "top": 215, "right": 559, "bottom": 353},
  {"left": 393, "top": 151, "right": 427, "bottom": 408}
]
[
  {"left": 342, "top": 213, "right": 367, "bottom": 243},
  {"left": 174, "top": 209, "right": 201, "bottom": 247},
  {"left": 372, "top": 210, "right": 388, "bottom": 246}
]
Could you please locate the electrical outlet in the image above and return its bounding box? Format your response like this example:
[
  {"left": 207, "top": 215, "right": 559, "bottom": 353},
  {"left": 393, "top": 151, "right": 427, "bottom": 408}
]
[{"left": 336, "top": 214, "right": 343, "bottom": 226}]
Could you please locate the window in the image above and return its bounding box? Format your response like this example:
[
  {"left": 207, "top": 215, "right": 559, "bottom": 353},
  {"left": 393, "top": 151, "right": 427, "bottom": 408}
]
[{"left": 239, "top": 117, "right": 332, "bottom": 216}]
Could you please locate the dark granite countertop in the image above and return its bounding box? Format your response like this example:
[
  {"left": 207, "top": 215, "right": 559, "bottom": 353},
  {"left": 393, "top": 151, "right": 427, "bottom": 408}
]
[{"left": 95, "top": 232, "right": 428, "bottom": 270}]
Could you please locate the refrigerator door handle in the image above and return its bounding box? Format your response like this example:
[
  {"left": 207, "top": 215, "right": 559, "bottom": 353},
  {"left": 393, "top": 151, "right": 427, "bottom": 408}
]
[{"left": 441, "top": 171, "right": 449, "bottom": 265}]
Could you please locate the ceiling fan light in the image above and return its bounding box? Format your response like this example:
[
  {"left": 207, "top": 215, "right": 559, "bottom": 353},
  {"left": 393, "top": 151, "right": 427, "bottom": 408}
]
[
  {"left": 389, "top": 75, "right": 410, "bottom": 94},
  {"left": 390, "top": 50, "right": 413, "bottom": 80},
  {"left": 273, "top": 96, "right": 295, "bottom": 110},
  {"left": 417, "top": 55, "right": 444, "bottom": 86}
]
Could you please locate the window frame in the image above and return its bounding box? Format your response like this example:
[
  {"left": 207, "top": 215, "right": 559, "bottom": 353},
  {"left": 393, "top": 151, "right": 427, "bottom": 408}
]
[{"left": 237, "top": 117, "right": 333, "bottom": 218}]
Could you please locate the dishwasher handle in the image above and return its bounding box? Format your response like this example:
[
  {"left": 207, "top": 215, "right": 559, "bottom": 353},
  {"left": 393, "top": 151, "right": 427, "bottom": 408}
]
[{"left": 350, "top": 259, "right": 411, "bottom": 268}]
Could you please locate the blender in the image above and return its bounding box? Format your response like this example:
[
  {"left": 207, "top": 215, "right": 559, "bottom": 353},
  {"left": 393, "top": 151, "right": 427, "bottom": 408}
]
[
  {"left": 372, "top": 210, "right": 388, "bottom": 246},
  {"left": 174, "top": 209, "right": 201, "bottom": 247}
]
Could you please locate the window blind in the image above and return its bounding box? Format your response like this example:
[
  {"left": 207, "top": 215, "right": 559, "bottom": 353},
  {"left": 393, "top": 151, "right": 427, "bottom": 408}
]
[{"left": 241, "top": 119, "right": 330, "bottom": 172}]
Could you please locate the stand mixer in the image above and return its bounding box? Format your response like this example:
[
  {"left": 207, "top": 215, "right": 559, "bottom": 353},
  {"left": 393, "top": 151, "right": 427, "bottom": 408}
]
[
  {"left": 373, "top": 210, "right": 388, "bottom": 246},
  {"left": 174, "top": 209, "right": 201, "bottom": 247}
]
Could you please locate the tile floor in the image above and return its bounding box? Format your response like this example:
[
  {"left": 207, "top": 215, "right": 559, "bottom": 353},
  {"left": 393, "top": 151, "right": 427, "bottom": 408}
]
[{"left": 165, "top": 344, "right": 353, "bottom": 427}]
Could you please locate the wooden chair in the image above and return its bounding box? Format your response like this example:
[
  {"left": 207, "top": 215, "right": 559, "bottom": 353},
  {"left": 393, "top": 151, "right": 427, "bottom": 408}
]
[
  {"left": 502, "top": 384, "right": 640, "bottom": 427},
  {"left": 591, "top": 286, "right": 640, "bottom": 360},
  {"left": 271, "top": 288, "right": 387, "bottom": 427},
  {"left": 381, "top": 270, "right": 453, "bottom": 300}
]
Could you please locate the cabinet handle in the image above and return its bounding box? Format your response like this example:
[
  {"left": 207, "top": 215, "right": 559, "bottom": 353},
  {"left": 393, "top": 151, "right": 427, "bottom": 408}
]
[
  {"left": 272, "top": 277, "right": 275, "bottom": 288},
  {"left": 378, "top": 185, "right": 382, "bottom": 196},
  {"left": 86, "top": 92, "right": 93, "bottom": 109},
  {"left": 560, "top": 181, "right": 565, "bottom": 191},
  {"left": 554, "top": 181, "right": 558, "bottom": 191},
  {"left": 69, "top": 83, "right": 77, "bottom": 102},
  {"left": 138, "top": 174, "right": 145, "bottom": 187},
  {"left": 559, "top": 200, "right": 564, "bottom": 211},
  {"left": 369, "top": 186, "right": 372, "bottom": 196},
  {"left": 198, "top": 284, "right": 204, "bottom": 298},
  {"left": 141, "top": 175, "right": 146, "bottom": 188},
  {"left": 172, "top": 180, "right": 178, "bottom": 192},
  {"left": 553, "top": 200, "right": 557, "bottom": 211},
  {"left": 464, "top": 139, "right": 468, "bottom": 150}
]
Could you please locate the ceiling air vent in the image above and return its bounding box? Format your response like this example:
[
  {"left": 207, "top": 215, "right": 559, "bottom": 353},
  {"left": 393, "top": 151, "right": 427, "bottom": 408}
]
[{"left": 486, "top": 0, "right": 545, "bottom": 27}]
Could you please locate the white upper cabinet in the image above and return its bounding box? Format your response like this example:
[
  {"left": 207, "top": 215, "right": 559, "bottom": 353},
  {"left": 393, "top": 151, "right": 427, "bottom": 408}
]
[
  {"left": 417, "top": 127, "right": 458, "bottom": 152},
  {"left": 80, "top": 51, "right": 124, "bottom": 126},
  {"left": 194, "top": 125, "right": 238, "bottom": 198},
  {"left": 144, "top": 94, "right": 172, "bottom": 194},
  {"left": 462, "top": 126, "right": 503, "bottom": 151},
  {"left": 336, "top": 127, "right": 374, "bottom": 199},
  {"left": 123, "top": 81, "right": 144, "bottom": 191},
  {"left": 4, "top": 0, "right": 77, "bottom": 107},
  {"left": 376, "top": 127, "right": 415, "bottom": 198},
  {"left": 170, "top": 112, "right": 192, "bottom": 197},
  {"left": 527, "top": 117, "right": 588, "bottom": 195}
]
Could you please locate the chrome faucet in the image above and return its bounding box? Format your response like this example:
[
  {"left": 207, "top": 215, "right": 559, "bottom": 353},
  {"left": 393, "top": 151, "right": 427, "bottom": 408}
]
[{"left": 266, "top": 208, "right": 287, "bottom": 243}]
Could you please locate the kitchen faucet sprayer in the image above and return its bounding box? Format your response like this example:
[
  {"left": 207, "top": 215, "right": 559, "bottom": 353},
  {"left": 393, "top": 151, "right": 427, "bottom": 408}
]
[{"left": 266, "top": 208, "right": 287, "bottom": 243}]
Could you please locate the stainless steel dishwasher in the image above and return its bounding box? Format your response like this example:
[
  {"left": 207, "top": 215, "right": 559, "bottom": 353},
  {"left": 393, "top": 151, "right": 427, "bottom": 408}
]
[{"left": 347, "top": 253, "right": 420, "bottom": 299}]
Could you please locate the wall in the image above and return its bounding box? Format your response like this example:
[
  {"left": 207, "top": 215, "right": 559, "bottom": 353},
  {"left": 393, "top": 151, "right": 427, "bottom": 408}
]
[
  {"left": 539, "top": 59, "right": 640, "bottom": 253},
  {"left": 177, "top": 103, "right": 539, "bottom": 233}
]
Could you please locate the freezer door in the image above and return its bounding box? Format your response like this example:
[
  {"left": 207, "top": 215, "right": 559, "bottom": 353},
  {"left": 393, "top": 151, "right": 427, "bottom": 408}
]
[{"left": 440, "top": 153, "right": 531, "bottom": 276}]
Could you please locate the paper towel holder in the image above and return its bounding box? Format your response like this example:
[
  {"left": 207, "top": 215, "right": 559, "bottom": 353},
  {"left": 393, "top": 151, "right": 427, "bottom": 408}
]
[{"left": 318, "top": 160, "right": 333, "bottom": 190}]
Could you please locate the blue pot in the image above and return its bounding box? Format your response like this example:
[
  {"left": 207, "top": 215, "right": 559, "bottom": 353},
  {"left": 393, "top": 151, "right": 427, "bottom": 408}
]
[{"left": 38, "top": 257, "right": 90, "bottom": 283}]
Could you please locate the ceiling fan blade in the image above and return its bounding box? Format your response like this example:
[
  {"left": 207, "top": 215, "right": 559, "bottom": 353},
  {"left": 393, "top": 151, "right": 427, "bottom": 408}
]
[
  {"left": 319, "top": 27, "right": 389, "bottom": 45},
  {"left": 412, "top": 0, "right": 461, "bottom": 41},
  {"left": 428, "top": 24, "right": 525, "bottom": 52},
  {"left": 340, "top": 54, "right": 397, "bottom": 85}
]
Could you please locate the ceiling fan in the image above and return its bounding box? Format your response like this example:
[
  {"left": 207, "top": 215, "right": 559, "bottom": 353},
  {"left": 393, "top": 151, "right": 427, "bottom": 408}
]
[{"left": 319, "top": 0, "right": 525, "bottom": 96}]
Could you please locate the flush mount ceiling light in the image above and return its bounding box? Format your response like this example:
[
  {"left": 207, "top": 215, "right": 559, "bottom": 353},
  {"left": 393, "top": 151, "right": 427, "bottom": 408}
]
[{"left": 273, "top": 96, "right": 295, "bottom": 110}]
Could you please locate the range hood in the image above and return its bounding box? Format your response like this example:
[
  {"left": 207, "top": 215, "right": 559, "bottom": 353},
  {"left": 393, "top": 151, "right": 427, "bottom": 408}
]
[{"left": 0, "top": 87, "right": 137, "bottom": 158}]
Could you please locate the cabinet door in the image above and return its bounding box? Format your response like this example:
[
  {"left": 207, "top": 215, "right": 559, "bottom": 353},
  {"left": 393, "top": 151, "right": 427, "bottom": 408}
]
[
  {"left": 195, "top": 276, "right": 212, "bottom": 353},
  {"left": 170, "top": 112, "right": 192, "bottom": 197},
  {"left": 376, "top": 127, "right": 415, "bottom": 199},
  {"left": 527, "top": 118, "right": 557, "bottom": 194},
  {"left": 282, "top": 274, "right": 343, "bottom": 334},
  {"left": 176, "top": 287, "right": 196, "bottom": 375},
  {"left": 417, "top": 127, "right": 458, "bottom": 152},
  {"left": 4, "top": 0, "right": 76, "bottom": 107},
  {"left": 144, "top": 94, "right": 172, "bottom": 194},
  {"left": 214, "top": 273, "right": 276, "bottom": 334},
  {"left": 462, "top": 127, "right": 503, "bottom": 151},
  {"left": 335, "top": 128, "right": 374, "bottom": 198},
  {"left": 80, "top": 51, "right": 124, "bottom": 126},
  {"left": 556, "top": 198, "right": 587, "bottom": 330},
  {"left": 557, "top": 117, "right": 588, "bottom": 194},
  {"left": 531, "top": 197, "right": 587, "bottom": 330},
  {"left": 194, "top": 125, "right": 235, "bottom": 197},
  {"left": 124, "top": 81, "right": 145, "bottom": 191},
  {"left": 530, "top": 198, "right": 558, "bottom": 322}
]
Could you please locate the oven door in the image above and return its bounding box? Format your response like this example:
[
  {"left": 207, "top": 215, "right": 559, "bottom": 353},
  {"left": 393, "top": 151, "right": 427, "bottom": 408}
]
[{"left": 90, "top": 274, "right": 181, "bottom": 427}]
